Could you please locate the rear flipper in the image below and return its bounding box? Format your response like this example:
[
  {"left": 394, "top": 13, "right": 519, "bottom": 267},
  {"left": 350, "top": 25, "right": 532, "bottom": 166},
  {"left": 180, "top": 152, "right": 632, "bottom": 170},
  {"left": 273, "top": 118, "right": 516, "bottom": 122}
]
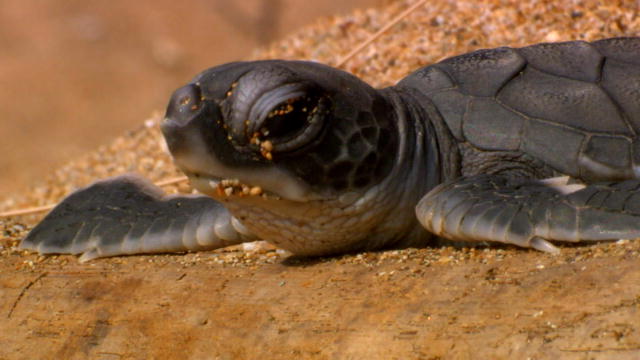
[
  {"left": 20, "top": 174, "right": 256, "bottom": 262},
  {"left": 416, "top": 175, "right": 640, "bottom": 253}
]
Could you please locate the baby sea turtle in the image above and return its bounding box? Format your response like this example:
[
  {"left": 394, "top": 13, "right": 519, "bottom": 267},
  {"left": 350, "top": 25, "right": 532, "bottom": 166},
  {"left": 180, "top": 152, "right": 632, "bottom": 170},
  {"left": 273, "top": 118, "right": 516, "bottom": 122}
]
[{"left": 21, "top": 37, "right": 640, "bottom": 261}]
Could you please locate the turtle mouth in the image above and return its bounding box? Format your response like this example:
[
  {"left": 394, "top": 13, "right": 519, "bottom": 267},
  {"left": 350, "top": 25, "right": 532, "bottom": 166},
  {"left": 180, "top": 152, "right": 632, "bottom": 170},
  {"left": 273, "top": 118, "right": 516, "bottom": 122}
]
[
  {"left": 186, "top": 172, "right": 285, "bottom": 201},
  {"left": 208, "top": 176, "right": 282, "bottom": 200}
]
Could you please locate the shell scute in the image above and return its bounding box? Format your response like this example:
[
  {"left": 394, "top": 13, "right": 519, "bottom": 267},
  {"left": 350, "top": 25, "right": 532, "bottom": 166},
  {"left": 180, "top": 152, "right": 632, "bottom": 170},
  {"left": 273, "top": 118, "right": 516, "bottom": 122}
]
[
  {"left": 436, "top": 47, "right": 526, "bottom": 97},
  {"left": 497, "top": 66, "right": 630, "bottom": 134},
  {"left": 517, "top": 41, "right": 603, "bottom": 83}
]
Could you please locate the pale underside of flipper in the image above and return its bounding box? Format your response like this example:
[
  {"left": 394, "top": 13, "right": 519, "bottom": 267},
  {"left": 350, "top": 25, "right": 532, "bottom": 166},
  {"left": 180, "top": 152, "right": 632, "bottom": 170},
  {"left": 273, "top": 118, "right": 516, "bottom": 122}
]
[
  {"left": 20, "top": 174, "right": 255, "bottom": 262},
  {"left": 416, "top": 175, "right": 640, "bottom": 253}
]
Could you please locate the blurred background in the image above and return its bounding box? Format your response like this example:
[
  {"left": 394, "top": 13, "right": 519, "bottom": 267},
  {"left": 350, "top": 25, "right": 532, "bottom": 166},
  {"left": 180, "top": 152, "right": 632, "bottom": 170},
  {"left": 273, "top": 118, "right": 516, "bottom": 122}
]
[{"left": 0, "top": 0, "right": 383, "bottom": 199}]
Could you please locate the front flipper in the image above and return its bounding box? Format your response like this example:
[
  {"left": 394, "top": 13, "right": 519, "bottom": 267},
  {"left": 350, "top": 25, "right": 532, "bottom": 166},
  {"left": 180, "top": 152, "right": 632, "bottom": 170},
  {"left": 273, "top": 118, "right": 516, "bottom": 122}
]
[
  {"left": 416, "top": 175, "right": 640, "bottom": 253},
  {"left": 20, "top": 174, "right": 256, "bottom": 262}
]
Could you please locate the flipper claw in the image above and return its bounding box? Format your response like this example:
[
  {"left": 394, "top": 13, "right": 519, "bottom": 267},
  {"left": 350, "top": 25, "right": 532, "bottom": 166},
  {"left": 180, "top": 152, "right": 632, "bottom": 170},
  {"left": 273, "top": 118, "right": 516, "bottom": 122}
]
[{"left": 530, "top": 237, "right": 560, "bottom": 255}]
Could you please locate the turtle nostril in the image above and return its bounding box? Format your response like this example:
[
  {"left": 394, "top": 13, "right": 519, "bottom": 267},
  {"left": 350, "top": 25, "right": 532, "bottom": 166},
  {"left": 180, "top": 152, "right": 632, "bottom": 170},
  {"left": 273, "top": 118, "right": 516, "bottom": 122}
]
[{"left": 165, "top": 84, "right": 203, "bottom": 125}]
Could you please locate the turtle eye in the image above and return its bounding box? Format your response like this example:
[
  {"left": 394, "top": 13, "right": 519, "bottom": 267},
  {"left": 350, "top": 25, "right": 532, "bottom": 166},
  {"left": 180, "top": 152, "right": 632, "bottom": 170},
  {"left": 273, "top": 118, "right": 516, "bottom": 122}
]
[
  {"left": 256, "top": 94, "right": 328, "bottom": 154},
  {"left": 248, "top": 84, "right": 328, "bottom": 154},
  {"left": 261, "top": 96, "right": 318, "bottom": 139}
]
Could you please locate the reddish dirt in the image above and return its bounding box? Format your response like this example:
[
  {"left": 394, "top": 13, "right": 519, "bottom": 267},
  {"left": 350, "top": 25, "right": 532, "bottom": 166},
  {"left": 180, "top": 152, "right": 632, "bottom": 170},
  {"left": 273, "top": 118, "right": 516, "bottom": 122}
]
[{"left": 2, "top": 239, "right": 640, "bottom": 359}]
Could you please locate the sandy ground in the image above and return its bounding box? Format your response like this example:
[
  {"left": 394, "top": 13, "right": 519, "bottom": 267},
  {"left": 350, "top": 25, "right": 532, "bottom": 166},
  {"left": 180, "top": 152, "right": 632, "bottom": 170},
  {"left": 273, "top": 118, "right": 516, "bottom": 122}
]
[
  {"left": 2, "top": 0, "right": 640, "bottom": 359},
  {"left": 2, "top": 230, "right": 640, "bottom": 359}
]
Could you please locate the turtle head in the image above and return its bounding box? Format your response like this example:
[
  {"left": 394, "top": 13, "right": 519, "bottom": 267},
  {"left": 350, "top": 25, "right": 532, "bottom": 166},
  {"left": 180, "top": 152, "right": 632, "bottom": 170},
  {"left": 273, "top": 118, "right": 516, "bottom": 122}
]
[
  {"left": 162, "top": 60, "right": 409, "bottom": 255},
  {"left": 161, "top": 60, "right": 398, "bottom": 203}
]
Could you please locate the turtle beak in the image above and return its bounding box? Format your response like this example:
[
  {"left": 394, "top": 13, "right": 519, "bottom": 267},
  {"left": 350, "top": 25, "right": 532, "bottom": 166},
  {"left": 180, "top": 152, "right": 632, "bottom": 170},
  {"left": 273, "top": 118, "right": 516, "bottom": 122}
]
[{"left": 162, "top": 83, "right": 203, "bottom": 154}]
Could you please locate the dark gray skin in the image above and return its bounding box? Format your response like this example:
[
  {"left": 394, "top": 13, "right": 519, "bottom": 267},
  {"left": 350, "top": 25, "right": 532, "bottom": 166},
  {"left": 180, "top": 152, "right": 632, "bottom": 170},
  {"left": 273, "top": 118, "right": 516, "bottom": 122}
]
[{"left": 20, "top": 37, "right": 640, "bottom": 261}]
